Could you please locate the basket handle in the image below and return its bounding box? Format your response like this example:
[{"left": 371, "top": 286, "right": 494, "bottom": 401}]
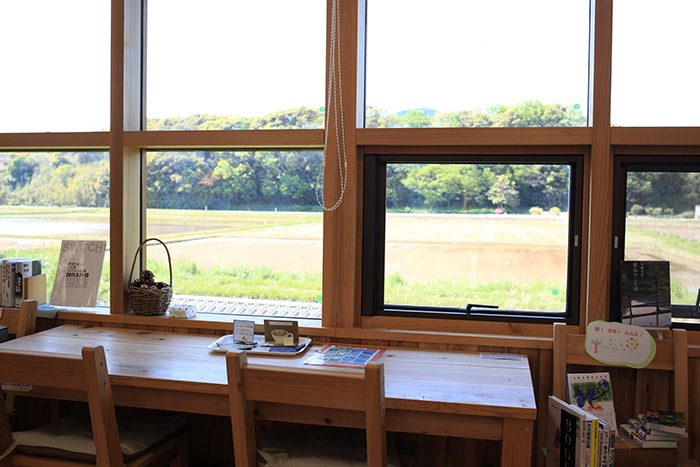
[{"left": 127, "top": 238, "right": 173, "bottom": 288}]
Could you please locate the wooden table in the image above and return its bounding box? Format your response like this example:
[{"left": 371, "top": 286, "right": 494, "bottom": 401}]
[{"left": 0, "top": 325, "right": 536, "bottom": 467}]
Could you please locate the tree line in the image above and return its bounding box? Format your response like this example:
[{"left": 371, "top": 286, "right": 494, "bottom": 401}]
[
  {"left": 3, "top": 101, "right": 695, "bottom": 215},
  {"left": 0, "top": 149, "right": 574, "bottom": 213}
]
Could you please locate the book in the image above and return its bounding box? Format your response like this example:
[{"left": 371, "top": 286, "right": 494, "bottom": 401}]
[
  {"left": 590, "top": 417, "right": 599, "bottom": 467},
  {"left": 2, "top": 258, "right": 30, "bottom": 308},
  {"left": 628, "top": 418, "right": 684, "bottom": 441},
  {"left": 14, "top": 259, "right": 41, "bottom": 307},
  {"left": 639, "top": 410, "right": 687, "bottom": 436},
  {"left": 567, "top": 403, "right": 597, "bottom": 467},
  {"left": 560, "top": 406, "right": 579, "bottom": 467},
  {"left": 49, "top": 240, "right": 106, "bottom": 308},
  {"left": 23, "top": 273, "right": 47, "bottom": 305},
  {"left": 566, "top": 372, "right": 617, "bottom": 433},
  {"left": 547, "top": 395, "right": 581, "bottom": 467},
  {"left": 620, "top": 423, "right": 678, "bottom": 449},
  {"left": 620, "top": 260, "right": 671, "bottom": 328},
  {"left": 1, "top": 258, "right": 7, "bottom": 307},
  {"left": 597, "top": 419, "right": 612, "bottom": 467}
]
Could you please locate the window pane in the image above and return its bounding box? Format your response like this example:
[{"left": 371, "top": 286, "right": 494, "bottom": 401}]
[
  {"left": 612, "top": 0, "right": 700, "bottom": 126},
  {"left": 383, "top": 162, "right": 573, "bottom": 313},
  {"left": 365, "top": 0, "right": 590, "bottom": 128},
  {"left": 145, "top": 150, "right": 323, "bottom": 318},
  {"left": 623, "top": 170, "right": 700, "bottom": 315},
  {"left": 0, "top": 1, "right": 110, "bottom": 132},
  {"left": 0, "top": 151, "right": 111, "bottom": 306},
  {"left": 146, "top": 0, "right": 326, "bottom": 130}
]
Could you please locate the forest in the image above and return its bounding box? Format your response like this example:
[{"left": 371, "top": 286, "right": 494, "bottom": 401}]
[{"left": 1, "top": 100, "right": 697, "bottom": 216}]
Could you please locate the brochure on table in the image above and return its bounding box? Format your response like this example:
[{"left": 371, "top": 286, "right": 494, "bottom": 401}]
[
  {"left": 304, "top": 344, "right": 385, "bottom": 368},
  {"left": 50, "top": 240, "right": 106, "bottom": 308}
]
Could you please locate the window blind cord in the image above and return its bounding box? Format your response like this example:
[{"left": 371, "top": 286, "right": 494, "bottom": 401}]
[{"left": 317, "top": 0, "right": 348, "bottom": 212}]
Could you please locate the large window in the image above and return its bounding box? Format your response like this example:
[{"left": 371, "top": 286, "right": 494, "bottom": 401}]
[
  {"left": 0, "top": 1, "right": 110, "bottom": 132},
  {"left": 362, "top": 154, "right": 583, "bottom": 321},
  {"left": 146, "top": 0, "right": 326, "bottom": 130},
  {"left": 145, "top": 150, "right": 323, "bottom": 319},
  {"left": 611, "top": 0, "right": 700, "bottom": 126},
  {"left": 611, "top": 156, "right": 700, "bottom": 325},
  {"left": 364, "top": 0, "right": 591, "bottom": 128},
  {"left": 0, "top": 151, "right": 111, "bottom": 306}
]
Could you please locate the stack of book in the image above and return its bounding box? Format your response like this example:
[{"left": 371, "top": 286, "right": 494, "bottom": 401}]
[
  {"left": 547, "top": 395, "right": 615, "bottom": 467},
  {"left": 1, "top": 257, "right": 42, "bottom": 308},
  {"left": 620, "top": 410, "right": 687, "bottom": 449}
]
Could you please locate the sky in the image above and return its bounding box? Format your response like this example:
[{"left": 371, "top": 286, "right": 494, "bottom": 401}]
[{"left": 0, "top": 0, "right": 698, "bottom": 133}]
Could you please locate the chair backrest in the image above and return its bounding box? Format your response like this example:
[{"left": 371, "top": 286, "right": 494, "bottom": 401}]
[
  {"left": 0, "top": 300, "right": 37, "bottom": 339},
  {"left": 0, "top": 345, "right": 125, "bottom": 466},
  {"left": 82, "top": 346, "right": 124, "bottom": 466},
  {"left": 552, "top": 322, "right": 689, "bottom": 458},
  {"left": 226, "top": 350, "right": 387, "bottom": 467}
]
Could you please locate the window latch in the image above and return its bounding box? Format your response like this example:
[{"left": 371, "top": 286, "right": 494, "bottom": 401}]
[{"left": 465, "top": 303, "right": 499, "bottom": 314}]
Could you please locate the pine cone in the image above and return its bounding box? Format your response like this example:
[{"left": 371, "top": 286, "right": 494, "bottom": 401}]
[{"left": 140, "top": 269, "right": 156, "bottom": 283}]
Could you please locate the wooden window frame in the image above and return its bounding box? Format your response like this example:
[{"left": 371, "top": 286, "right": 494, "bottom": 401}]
[{"left": 1, "top": 0, "right": 700, "bottom": 336}]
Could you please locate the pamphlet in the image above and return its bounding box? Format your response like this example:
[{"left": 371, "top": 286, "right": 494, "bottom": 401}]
[
  {"left": 50, "top": 240, "right": 106, "bottom": 307},
  {"left": 233, "top": 319, "right": 255, "bottom": 344},
  {"left": 304, "top": 344, "right": 385, "bottom": 368}
]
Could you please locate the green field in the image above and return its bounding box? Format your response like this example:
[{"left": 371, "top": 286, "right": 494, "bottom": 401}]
[{"left": 1, "top": 207, "right": 699, "bottom": 311}]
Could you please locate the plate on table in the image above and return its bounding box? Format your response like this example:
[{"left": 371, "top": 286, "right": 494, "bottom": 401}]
[{"left": 208, "top": 334, "right": 311, "bottom": 356}]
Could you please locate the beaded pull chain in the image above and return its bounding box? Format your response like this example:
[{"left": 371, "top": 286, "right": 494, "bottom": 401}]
[{"left": 316, "top": 0, "right": 348, "bottom": 212}]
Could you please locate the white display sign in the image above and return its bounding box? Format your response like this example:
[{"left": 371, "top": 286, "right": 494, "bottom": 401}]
[
  {"left": 585, "top": 320, "right": 656, "bottom": 368},
  {"left": 50, "top": 240, "right": 106, "bottom": 308}
]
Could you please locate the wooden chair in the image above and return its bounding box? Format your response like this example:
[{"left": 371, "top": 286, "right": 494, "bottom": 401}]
[
  {"left": 0, "top": 300, "right": 38, "bottom": 414},
  {"left": 0, "top": 345, "right": 189, "bottom": 466},
  {"left": 552, "top": 322, "right": 691, "bottom": 460},
  {"left": 0, "top": 300, "right": 37, "bottom": 340},
  {"left": 226, "top": 350, "right": 389, "bottom": 467}
]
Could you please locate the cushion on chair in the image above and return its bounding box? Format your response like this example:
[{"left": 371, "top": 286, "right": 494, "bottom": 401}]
[
  {"left": 257, "top": 427, "right": 401, "bottom": 467},
  {"left": 13, "top": 410, "right": 188, "bottom": 462}
]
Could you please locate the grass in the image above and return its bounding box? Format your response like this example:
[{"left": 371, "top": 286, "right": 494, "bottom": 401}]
[
  {"left": 148, "top": 259, "right": 322, "bottom": 303},
  {"left": 626, "top": 224, "right": 700, "bottom": 304},
  {"left": 627, "top": 225, "right": 700, "bottom": 257},
  {"left": 2, "top": 206, "right": 699, "bottom": 311},
  {"left": 385, "top": 273, "right": 567, "bottom": 311}
]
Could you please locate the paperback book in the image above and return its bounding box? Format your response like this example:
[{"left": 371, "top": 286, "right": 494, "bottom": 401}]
[
  {"left": 620, "top": 260, "right": 671, "bottom": 328},
  {"left": 14, "top": 259, "right": 41, "bottom": 307},
  {"left": 1, "top": 258, "right": 40, "bottom": 308},
  {"left": 620, "top": 423, "right": 679, "bottom": 449},
  {"left": 628, "top": 418, "right": 684, "bottom": 441},
  {"left": 547, "top": 395, "right": 614, "bottom": 467},
  {"left": 547, "top": 395, "right": 579, "bottom": 467},
  {"left": 566, "top": 372, "right": 617, "bottom": 433},
  {"left": 638, "top": 410, "right": 687, "bottom": 436}
]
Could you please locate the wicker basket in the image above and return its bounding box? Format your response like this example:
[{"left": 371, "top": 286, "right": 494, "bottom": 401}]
[{"left": 126, "top": 238, "right": 173, "bottom": 316}]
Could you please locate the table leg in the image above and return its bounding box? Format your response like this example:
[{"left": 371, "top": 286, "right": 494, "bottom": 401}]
[{"left": 501, "top": 418, "right": 533, "bottom": 467}]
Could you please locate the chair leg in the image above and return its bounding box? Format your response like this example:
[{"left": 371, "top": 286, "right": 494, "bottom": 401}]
[
  {"left": 3, "top": 396, "right": 15, "bottom": 417},
  {"left": 170, "top": 435, "right": 189, "bottom": 467}
]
